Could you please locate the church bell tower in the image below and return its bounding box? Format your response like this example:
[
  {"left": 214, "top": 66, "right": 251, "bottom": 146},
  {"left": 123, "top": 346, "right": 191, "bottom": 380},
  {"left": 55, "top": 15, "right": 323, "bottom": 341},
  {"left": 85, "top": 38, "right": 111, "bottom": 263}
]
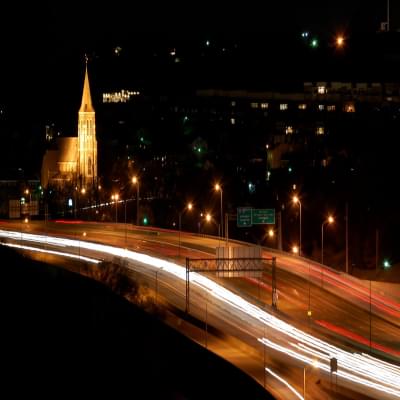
[{"left": 78, "top": 61, "right": 97, "bottom": 189}]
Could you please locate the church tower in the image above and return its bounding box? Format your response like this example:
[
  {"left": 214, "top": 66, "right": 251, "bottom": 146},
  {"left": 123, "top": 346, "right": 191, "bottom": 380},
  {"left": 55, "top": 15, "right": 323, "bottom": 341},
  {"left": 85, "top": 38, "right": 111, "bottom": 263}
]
[{"left": 78, "top": 61, "right": 97, "bottom": 189}]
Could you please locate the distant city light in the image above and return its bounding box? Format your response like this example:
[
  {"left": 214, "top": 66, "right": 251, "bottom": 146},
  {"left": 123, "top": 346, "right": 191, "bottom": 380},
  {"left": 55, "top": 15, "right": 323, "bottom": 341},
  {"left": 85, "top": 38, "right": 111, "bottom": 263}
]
[
  {"left": 383, "top": 259, "right": 391, "bottom": 268},
  {"left": 310, "top": 38, "right": 318, "bottom": 48},
  {"left": 301, "top": 32, "right": 309, "bottom": 38},
  {"left": 206, "top": 40, "right": 210, "bottom": 47},
  {"left": 336, "top": 35, "right": 344, "bottom": 47},
  {"left": 248, "top": 182, "right": 255, "bottom": 194},
  {"left": 68, "top": 198, "right": 73, "bottom": 207},
  {"left": 102, "top": 89, "right": 139, "bottom": 103}
]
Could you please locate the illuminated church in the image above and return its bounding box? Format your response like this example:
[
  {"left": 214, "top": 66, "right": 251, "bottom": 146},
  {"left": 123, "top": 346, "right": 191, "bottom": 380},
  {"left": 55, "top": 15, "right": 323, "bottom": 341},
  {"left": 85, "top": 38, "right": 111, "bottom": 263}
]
[{"left": 41, "top": 63, "right": 98, "bottom": 191}]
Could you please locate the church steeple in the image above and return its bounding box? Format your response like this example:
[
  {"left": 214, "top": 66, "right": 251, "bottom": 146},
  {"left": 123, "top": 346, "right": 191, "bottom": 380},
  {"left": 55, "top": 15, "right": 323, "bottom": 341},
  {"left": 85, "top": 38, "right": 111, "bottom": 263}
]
[
  {"left": 79, "top": 61, "right": 94, "bottom": 113},
  {"left": 78, "top": 60, "right": 97, "bottom": 189}
]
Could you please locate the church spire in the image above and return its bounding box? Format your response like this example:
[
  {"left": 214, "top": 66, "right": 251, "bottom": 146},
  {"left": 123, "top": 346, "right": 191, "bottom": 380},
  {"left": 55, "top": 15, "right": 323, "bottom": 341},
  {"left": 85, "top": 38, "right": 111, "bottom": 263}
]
[{"left": 79, "top": 59, "right": 94, "bottom": 113}]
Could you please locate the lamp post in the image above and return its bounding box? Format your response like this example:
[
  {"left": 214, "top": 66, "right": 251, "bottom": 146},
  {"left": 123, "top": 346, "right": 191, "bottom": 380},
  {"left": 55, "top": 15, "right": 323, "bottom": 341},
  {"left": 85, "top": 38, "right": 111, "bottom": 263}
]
[
  {"left": 24, "top": 189, "right": 31, "bottom": 217},
  {"left": 178, "top": 202, "right": 193, "bottom": 257},
  {"left": 304, "top": 361, "right": 319, "bottom": 400},
  {"left": 111, "top": 193, "right": 119, "bottom": 223},
  {"left": 293, "top": 196, "right": 302, "bottom": 256},
  {"left": 321, "top": 215, "right": 334, "bottom": 265},
  {"left": 132, "top": 176, "right": 140, "bottom": 226},
  {"left": 214, "top": 183, "right": 223, "bottom": 238},
  {"left": 80, "top": 187, "right": 86, "bottom": 219}
]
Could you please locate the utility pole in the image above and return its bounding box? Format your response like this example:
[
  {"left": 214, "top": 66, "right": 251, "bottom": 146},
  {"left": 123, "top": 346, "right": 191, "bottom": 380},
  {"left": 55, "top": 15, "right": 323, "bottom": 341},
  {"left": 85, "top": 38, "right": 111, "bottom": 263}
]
[
  {"left": 387, "top": 0, "right": 390, "bottom": 31},
  {"left": 376, "top": 228, "right": 379, "bottom": 272},
  {"left": 225, "top": 213, "right": 229, "bottom": 245},
  {"left": 277, "top": 210, "right": 282, "bottom": 251},
  {"left": 345, "top": 202, "right": 349, "bottom": 274}
]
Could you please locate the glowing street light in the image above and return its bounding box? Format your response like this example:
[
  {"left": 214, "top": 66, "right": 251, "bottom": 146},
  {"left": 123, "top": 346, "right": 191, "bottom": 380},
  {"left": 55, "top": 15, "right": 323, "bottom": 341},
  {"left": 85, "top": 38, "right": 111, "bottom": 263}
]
[
  {"left": 268, "top": 228, "right": 274, "bottom": 238},
  {"left": 214, "top": 183, "right": 223, "bottom": 238},
  {"left": 132, "top": 176, "right": 140, "bottom": 226},
  {"left": 111, "top": 193, "right": 119, "bottom": 223},
  {"left": 321, "top": 215, "right": 334, "bottom": 265},
  {"left": 292, "top": 245, "right": 299, "bottom": 255},
  {"left": 178, "top": 202, "right": 193, "bottom": 257},
  {"left": 293, "top": 196, "right": 302, "bottom": 256},
  {"left": 304, "top": 360, "right": 319, "bottom": 400},
  {"left": 336, "top": 35, "right": 345, "bottom": 48}
]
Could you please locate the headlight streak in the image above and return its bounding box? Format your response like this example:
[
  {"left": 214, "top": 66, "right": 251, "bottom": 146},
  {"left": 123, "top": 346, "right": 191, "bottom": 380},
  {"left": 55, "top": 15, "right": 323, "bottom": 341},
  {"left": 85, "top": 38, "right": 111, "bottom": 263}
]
[
  {"left": 1, "top": 229, "right": 399, "bottom": 398},
  {"left": 1, "top": 242, "right": 100, "bottom": 264},
  {"left": 265, "top": 367, "right": 304, "bottom": 400},
  {"left": 259, "top": 338, "right": 400, "bottom": 397},
  {"left": 293, "top": 342, "right": 400, "bottom": 389}
]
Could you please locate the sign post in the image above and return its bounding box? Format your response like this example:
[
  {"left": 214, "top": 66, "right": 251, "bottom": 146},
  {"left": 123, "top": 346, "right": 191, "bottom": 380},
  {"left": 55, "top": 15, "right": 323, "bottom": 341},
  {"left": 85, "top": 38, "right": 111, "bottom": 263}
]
[
  {"left": 252, "top": 209, "right": 275, "bottom": 225},
  {"left": 237, "top": 207, "right": 252, "bottom": 227}
]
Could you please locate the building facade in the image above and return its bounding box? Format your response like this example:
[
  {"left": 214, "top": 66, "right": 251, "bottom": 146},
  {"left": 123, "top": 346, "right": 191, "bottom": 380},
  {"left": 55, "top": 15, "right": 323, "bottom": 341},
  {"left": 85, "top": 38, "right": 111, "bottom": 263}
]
[{"left": 41, "top": 63, "right": 97, "bottom": 191}]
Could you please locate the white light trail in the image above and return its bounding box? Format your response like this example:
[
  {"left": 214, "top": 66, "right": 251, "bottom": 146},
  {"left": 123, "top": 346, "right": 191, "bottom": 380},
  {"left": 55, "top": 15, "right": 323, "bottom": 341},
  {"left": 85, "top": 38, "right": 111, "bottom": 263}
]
[
  {"left": 265, "top": 367, "right": 304, "bottom": 400},
  {"left": 1, "top": 242, "right": 100, "bottom": 264},
  {"left": 1, "top": 229, "right": 399, "bottom": 398}
]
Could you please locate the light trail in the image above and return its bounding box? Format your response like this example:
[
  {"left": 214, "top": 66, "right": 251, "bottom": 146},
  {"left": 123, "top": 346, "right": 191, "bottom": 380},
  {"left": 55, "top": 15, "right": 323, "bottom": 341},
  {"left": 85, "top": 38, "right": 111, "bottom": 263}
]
[
  {"left": 0, "top": 242, "right": 100, "bottom": 264},
  {"left": 265, "top": 367, "right": 304, "bottom": 400},
  {"left": 1, "top": 229, "right": 399, "bottom": 399}
]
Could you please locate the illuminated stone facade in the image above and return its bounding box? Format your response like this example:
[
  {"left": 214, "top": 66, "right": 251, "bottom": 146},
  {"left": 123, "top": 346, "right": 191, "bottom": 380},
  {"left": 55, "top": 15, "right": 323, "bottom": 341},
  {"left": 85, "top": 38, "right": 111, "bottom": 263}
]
[{"left": 41, "top": 64, "right": 97, "bottom": 190}]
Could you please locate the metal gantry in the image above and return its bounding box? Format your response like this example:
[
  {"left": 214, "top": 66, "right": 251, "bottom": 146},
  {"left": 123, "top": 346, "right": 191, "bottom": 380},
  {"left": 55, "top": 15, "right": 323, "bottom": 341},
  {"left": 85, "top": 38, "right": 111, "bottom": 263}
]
[{"left": 185, "top": 256, "right": 277, "bottom": 312}]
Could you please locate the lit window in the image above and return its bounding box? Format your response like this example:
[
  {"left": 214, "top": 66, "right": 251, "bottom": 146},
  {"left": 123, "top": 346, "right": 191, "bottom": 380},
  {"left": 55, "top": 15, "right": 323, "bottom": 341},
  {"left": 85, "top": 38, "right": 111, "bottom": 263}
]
[
  {"left": 285, "top": 126, "right": 294, "bottom": 135},
  {"left": 327, "top": 105, "right": 336, "bottom": 111},
  {"left": 230, "top": 118, "right": 236, "bottom": 125},
  {"left": 298, "top": 104, "right": 307, "bottom": 110},
  {"left": 251, "top": 102, "right": 259, "bottom": 109},
  {"left": 280, "top": 103, "right": 288, "bottom": 111},
  {"left": 316, "top": 127, "right": 325, "bottom": 135},
  {"left": 318, "top": 86, "right": 327, "bottom": 94},
  {"left": 318, "top": 104, "right": 325, "bottom": 111},
  {"left": 344, "top": 103, "right": 355, "bottom": 113},
  {"left": 261, "top": 103, "right": 269, "bottom": 109}
]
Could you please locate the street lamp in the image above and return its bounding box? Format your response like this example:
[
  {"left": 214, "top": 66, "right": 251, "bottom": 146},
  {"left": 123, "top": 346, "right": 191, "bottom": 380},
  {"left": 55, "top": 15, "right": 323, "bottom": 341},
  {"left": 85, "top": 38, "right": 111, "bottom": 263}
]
[
  {"left": 336, "top": 35, "right": 345, "bottom": 48},
  {"left": 321, "top": 215, "right": 334, "bottom": 265},
  {"left": 304, "top": 360, "right": 319, "bottom": 400},
  {"left": 214, "top": 183, "right": 223, "bottom": 238},
  {"left": 24, "top": 189, "right": 31, "bottom": 217},
  {"left": 293, "top": 196, "right": 302, "bottom": 256},
  {"left": 178, "top": 202, "right": 193, "bottom": 256},
  {"left": 132, "top": 176, "right": 140, "bottom": 226},
  {"left": 111, "top": 193, "right": 119, "bottom": 223},
  {"left": 203, "top": 212, "right": 218, "bottom": 236}
]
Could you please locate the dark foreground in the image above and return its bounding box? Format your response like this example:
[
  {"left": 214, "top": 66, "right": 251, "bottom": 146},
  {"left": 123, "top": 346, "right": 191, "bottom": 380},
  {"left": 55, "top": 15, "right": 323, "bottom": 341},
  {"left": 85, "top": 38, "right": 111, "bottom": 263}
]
[{"left": 0, "top": 247, "right": 273, "bottom": 399}]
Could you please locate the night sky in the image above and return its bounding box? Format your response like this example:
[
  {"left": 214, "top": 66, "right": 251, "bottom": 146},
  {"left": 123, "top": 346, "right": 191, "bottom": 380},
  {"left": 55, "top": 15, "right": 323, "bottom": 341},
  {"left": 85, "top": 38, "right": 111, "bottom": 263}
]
[{"left": 0, "top": 0, "right": 395, "bottom": 174}]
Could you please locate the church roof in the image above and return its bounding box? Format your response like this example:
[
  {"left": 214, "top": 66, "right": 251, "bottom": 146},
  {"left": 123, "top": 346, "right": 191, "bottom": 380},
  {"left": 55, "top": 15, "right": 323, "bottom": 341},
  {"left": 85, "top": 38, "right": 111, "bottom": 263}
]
[{"left": 79, "top": 63, "right": 94, "bottom": 113}]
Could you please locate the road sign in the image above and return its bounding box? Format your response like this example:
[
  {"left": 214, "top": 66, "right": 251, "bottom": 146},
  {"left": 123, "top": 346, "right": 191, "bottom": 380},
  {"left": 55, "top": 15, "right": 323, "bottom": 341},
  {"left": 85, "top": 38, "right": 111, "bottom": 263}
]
[
  {"left": 237, "top": 207, "right": 252, "bottom": 227},
  {"left": 252, "top": 208, "right": 275, "bottom": 224}
]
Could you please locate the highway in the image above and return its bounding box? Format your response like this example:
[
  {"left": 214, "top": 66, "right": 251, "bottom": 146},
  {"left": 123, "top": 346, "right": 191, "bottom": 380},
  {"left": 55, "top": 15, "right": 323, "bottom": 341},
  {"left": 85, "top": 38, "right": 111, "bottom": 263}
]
[{"left": 0, "top": 220, "right": 399, "bottom": 399}]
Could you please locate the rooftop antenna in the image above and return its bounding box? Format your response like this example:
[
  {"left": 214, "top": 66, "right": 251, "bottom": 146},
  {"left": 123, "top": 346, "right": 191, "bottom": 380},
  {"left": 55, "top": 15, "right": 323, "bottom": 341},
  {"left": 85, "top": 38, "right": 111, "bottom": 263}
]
[
  {"left": 387, "top": 0, "right": 390, "bottom": 31},
  {"left": 380, "top": 1, "right": 390, "bottom": 32}
]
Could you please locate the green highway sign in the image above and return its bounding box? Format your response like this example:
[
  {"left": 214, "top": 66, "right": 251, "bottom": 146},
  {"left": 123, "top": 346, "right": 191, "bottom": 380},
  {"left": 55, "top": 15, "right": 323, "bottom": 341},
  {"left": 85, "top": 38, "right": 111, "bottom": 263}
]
[
  {"left": 252, "top": 208, "right": 275, "bottom": 224},
  {"left": 237, "top": 207, "right": 275, "bottom": 226},
  {"left": 237, "top": 207, "right": 252, "bottom": 227}
]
